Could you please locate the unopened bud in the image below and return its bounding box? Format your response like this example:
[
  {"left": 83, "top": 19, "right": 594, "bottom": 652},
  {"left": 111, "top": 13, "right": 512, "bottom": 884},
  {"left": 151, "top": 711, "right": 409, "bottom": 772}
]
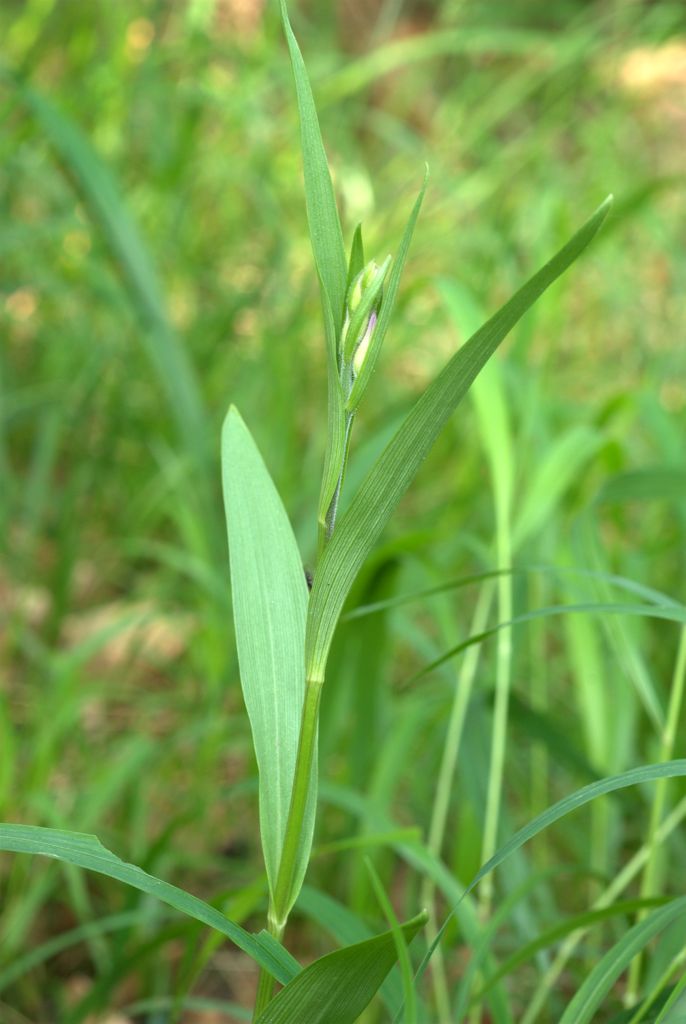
[
  {"left": 341, "top": 256, "right": 390, "bottom": 372},
  {"left": 348, "top": 259, "right": 380, "bottom": 313},
  {"left": 352, "top": 309, "right": 377, "bottom": 376}
]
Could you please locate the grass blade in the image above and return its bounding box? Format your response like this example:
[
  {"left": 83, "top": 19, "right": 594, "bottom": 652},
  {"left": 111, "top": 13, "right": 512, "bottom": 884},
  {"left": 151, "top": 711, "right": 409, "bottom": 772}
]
[
  {"left": 558, "top": 898, "right": 686, "bottom": 1024},
  {"left": 14, "top": 80, "right": 207, "bottom": 456},
  {"left": 280, "top": 0, "right": 347, "bottom": 331},
  {"left": 466, "top": 762, "right": 686, "bottom": 902},
  {"left": 0, "top": 824, "right": 299, "bottom": 984},
  {"left": 254, "top": 911, "right": 427, "bottom": 1024},
  {"left": 306, "top": 197, "right": 613, "bottom": 680}
]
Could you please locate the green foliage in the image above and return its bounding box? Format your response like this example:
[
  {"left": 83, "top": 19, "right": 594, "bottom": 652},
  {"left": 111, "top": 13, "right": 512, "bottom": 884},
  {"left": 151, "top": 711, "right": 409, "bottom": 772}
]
[
  {"left": 254, "top": 912, "right": 427, "bottom": 1024},
  {"left": 1, "top": 0, "right": 685, "bottom": 1020}
]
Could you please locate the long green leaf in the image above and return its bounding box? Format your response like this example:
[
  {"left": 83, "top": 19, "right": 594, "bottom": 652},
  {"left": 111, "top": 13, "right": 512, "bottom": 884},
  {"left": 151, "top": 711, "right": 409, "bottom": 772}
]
[
  {"left": 254, "top": 912, "right": 427, "bottom": 1024},
  {"left": 466, "top": 762, "right": 686, "bottom": 901},
  {"left": 280, "top": 0, "right": 347, "bottom": 330},
  {"left": 0, "top": 825, "right": 298, "bottom": 984},
  {"left": 414, "top": 764, "right": 686, "bottom": 1005},
  {"left": 14, "top": 80, "right": 207, "bottom": 455},
  {"left": 221, "top": 407, "right": 314, "bottom": 909},
  {"left": 559, "top": 898, "right": 686, "bottom": 1024},
  {"left": 305, "top": 197, "right": 613, "bottom": 680}
]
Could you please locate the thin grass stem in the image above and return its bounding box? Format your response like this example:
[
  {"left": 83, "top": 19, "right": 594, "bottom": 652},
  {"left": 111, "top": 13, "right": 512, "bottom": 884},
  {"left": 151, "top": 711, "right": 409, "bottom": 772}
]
[
  {"left": 626, "top": 626, "right": 686, "bottom": 1005},
  {"left": 421, "top": 583, "right": 494, "bottom": 1021},
  {"left": 480, "top": 513, "right": 513, "bottom": 918},
  {"left": 251, "top": 676, "right": 323, "bottom": 1019},
  {"left": 521, "top": 794, "right": 686, "bottom": 1024}
]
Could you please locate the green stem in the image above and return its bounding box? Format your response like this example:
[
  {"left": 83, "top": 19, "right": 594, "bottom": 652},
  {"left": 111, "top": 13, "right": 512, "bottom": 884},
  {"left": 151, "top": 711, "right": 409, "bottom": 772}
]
[
  {"left": 626, "top": 626, "right": 686, "bottom": 1005},
  {"left": 252, "top": 915, "right": 283, "bottom": 1021},
  {"left": 322, "top": 412, "right": 354, "bottom": 550},
  {"left": 273, "top": 677, "right": 323, "bottom": 927},
  {"left": 251, "top": 677, "right": 323, "bottom": 1021},
  {"left": 479, "top": 510, "right": 513, "bottom": 919},
  {"left": 421, "top": 583, "right": 494, "bottom": 1021}
]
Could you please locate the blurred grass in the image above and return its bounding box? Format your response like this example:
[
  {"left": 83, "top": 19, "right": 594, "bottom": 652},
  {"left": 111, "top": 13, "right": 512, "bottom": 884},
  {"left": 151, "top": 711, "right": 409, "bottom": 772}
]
[{"left": 1, "top": 0, "right": 685, "bottom": 1020}]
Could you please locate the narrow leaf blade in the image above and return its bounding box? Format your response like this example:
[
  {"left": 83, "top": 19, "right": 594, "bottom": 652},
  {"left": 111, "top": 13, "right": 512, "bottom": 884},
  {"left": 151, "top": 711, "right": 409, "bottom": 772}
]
[
  {"left": 306, "top": 197, "right": 613, "bottom": 678},
  {"left": 222, "top": 408, "right": 314, "bottom": 907},
  {"left": 280, "top": 0, "right": 347, "bottom": 330},
  {"left": 559, "top": 898, "right": 686, "bottom": 1024},
  {"left": 255, "top": 912, "right": 427, "bottom": 1024},
  {"left": 0, "top": 824, "right": 299, "bottom": 984}
]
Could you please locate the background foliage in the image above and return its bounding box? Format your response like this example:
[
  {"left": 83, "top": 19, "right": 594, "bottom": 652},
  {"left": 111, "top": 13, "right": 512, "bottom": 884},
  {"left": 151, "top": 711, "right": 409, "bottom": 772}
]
[{"left": 1, "top": 0, "right": 685, "bottom": 1020}]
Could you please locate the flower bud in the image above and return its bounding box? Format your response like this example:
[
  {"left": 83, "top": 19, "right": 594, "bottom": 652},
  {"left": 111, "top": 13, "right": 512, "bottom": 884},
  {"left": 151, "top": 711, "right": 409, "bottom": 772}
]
[
  {"left": 341, "top": 256, "right": 390, "bottom": 373},
  {"left": 347, "top": 260, "right": 380, "bottom": 314},
  {"left": 352, "top": 309, "right": 377, "bottom": 376}
]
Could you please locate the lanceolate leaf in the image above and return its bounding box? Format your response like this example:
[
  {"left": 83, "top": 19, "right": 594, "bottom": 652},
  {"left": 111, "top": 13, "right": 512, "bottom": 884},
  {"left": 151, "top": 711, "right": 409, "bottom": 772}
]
[
  {"left": 254, "top": 912, "right": 427, "bottom": 1024},
  {"left": 0, "top": 825, "right": 299, "bottom": 984},
  {"left": 280, "top": 0, "right": 347, "bottom": 332},
  {"left": 222, "top": 408, "right": 315, "bottom": 910},
  {"left": 306, "top": 197, "right": 613, "bottom": 680}
]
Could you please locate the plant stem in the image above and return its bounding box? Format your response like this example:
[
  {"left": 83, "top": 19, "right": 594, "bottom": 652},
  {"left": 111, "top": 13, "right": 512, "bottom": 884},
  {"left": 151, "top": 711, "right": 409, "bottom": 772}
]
[
  {"left": 479, "top": 512, "right": 513, "bottom": 919},
  {"left": 272, "top": 676, "right": 323, "bottom": 926},
  {"left": 626, "top": 626, "right": 686, "bottom": 1005},
  {"left": 421, "top": 583, "right": 494, "bottom": 1021},
  {"left": 252, "top": 918, "right": 283, "bottom": 1021},
  {"left": 251, "top": 676, "right": 323, "bottom": 1021}
]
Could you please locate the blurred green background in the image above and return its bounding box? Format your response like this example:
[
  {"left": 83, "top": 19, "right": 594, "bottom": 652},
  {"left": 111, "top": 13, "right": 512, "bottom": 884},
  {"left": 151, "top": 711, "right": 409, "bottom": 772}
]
[{"left": 1, "top": 0, "right": 686, "bottom": 1021}]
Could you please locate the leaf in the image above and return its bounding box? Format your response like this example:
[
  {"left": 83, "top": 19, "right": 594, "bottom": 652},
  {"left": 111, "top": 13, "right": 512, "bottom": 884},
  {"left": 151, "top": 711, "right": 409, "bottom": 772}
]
[
  {"left": 513, "top": 425, "right": 603, "bottom": 547},
  {"left": 0, "top": 825, "right": 299, "bottom": 984},
  {"left": 305, "top": 197, "right": 613, "bottom": 681},
  {"left": 347, "top": 171, "right": 428, "bottom": 413},
  {"left": 14, "top": 80, "right": 207, "bottom": 456},
  {"left": 296, "top": 886, "right": 404, "bottom": 1018},
  {"left": 559, "top": 898, "right": 686, "bottom": 1024},
  {"left": 475, "top": 897, "right": 671, "bottom": 1002},
  {"left": 316, "top": 276, "right": 347, "bottom": 547},
  {"left": 366, "top": 859, "right": 418, "bottom": 1024},
  {"left": 402, "top": 600, "right": 686, "bottom": 687},
  {"left": 254, "top": 912, "right": 427, "bottom": 1024},
  {"left": 221, "top": 407, "right": 314, "bottom": 912},
  {"left": 415, "top": 765, "right": 686, "bottom": 1005},
  {"left": 347, "top": 224, "right": 365, "bottom": 288},
  {"left": 466, "top": 762, "right": 686, "bottom": 902},
  {"left": 595, "top": 466, "right": 686, "bottom": 506},
  {"left": 280, "top": 0, "right": 347, "bottom": 331}
]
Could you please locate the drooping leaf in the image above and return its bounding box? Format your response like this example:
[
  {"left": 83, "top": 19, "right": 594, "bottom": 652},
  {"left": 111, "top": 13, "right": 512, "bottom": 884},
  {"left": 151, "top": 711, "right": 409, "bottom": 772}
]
[
  {"left": 221, "top": 407, "right": 314, "bottom": 913},
  {"left": 0, "top": 825, "right": 299, "bottom": 983},
  {"left": 305, "top": 197, "right": 613, "bottom": 681},
  {"left": 280, "top": 0, "right": 347, "bottom": 332},
  {"left": 254, "top": 912, "right": 427, "bottom": 1024}
]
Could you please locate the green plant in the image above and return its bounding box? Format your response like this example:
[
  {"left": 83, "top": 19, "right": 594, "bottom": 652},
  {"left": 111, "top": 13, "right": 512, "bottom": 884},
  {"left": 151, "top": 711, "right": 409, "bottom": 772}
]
[{"left": 3, "top": 2, "right": 686, "bottom": 1022}]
